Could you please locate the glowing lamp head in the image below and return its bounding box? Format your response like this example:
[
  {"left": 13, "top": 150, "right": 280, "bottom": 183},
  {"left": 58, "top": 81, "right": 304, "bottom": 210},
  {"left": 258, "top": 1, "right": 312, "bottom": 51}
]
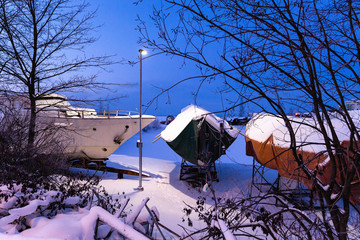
[{"left": 139, "top": 49, "right": 147, "bottom": 55}]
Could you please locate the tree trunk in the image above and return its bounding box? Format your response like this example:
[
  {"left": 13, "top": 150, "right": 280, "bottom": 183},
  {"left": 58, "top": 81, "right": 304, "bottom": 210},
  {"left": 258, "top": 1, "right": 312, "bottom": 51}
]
[{"left": 28, "top": 89, "right": 36, "bottom": 149}]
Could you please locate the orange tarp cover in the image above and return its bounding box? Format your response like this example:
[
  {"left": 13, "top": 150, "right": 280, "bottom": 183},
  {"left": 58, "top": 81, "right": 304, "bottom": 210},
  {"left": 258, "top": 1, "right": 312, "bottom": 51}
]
[
  {"left": 245, "top": 113, "right": 360, "bottom": 204},
  {"left": 246, "top": 135, "right": 329, "bottom": 190}
]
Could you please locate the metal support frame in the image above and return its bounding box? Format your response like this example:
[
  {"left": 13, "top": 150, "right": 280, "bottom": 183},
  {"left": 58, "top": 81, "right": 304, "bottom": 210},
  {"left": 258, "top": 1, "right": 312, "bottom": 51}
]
[
  {"left": 179, "top": 159, "right": 219, "bottom": 185},
  {"left": 251, "top": 157, "right": 279, "bottom": 194},
  {"left": 250, "top": 157, "right": 318, "bottom": 209}
]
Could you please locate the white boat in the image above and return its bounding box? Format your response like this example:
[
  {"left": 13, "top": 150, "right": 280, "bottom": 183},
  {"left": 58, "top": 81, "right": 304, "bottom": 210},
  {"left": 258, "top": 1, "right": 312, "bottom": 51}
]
[{"left": 36, "top": 94, "right": 155, "bottom": 160}]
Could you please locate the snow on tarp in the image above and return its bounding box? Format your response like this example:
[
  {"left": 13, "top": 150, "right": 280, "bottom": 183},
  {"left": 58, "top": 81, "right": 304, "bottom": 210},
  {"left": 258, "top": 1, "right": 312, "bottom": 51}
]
[
  {"left": 245, "top": 113, "right": 351, "bottom": 153},
  {"left": 161, "top": 105, "right": 239, "bottom": 142},
  {"left": 160, "top": 105, "right": 239, "bottom": 165},
  {"left": 245, "top": 112, "right": 360, "bottom": 204}
]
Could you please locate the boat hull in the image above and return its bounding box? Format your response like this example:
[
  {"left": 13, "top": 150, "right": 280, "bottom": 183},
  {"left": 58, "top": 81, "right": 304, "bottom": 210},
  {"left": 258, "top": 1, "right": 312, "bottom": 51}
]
[{"left": 39, "top": 115, "right": 156, "bottom": 159}]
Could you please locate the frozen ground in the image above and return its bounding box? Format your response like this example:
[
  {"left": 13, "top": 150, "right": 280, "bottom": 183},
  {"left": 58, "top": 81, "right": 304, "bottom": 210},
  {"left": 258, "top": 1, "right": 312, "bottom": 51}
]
[
  {"left": 101, "top": 123, "right": 254, "bottom": 236},
  {"left": 0, "top": 121, "right": 263, "bottom": 239},
  {"left": 2, "top": 114, "right": 360, "bottom": 239}
]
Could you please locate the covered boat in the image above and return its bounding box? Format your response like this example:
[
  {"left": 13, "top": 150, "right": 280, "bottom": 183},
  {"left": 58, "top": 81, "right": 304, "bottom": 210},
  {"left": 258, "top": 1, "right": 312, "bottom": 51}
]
[
  {"left": 245, "top": 112, "right": 360, "bottom": 204},
  {"left": 160, "top": 105, "right": 239, "bottom": 166}
]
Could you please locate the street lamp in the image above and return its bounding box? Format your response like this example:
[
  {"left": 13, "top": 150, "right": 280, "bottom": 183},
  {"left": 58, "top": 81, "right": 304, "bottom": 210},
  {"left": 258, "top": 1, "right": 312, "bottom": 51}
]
[{"left": 136, "top": 49, "right": 147, "bottom": 191}]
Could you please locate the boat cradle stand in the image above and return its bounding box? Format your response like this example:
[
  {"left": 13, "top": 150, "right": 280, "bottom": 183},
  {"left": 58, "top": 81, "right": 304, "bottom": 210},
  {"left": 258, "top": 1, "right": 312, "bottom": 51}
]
[
  {"left": 70, "top": 158, "right": 150, "bottom": 179},
  {"left": 179, "top": 158, "right": 219, "bottom": 185},
  {"left": 250, "top": 156, "right": 319, "bottom": 210}
]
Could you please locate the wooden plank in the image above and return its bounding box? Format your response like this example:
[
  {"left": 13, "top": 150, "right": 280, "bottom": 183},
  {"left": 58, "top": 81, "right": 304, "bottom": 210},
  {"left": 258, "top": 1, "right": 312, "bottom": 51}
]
[{"left": 72, "top": 163, "right": 150, "bottom": 179}]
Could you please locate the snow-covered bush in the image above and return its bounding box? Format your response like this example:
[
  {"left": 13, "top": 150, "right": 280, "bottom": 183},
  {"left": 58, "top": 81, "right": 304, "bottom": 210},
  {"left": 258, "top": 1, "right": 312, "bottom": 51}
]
[
  {"left": 0, "top": 174, "right": 126, "bottom": 233},
  {"left": 0, "top": 179, "right": 160, "bottom": 239},
  {"left": 181, "top": 191, "right": 339, "bottom": 239},
  {"left": 0, "top": 95, "right": 68, "bottom": 185}
]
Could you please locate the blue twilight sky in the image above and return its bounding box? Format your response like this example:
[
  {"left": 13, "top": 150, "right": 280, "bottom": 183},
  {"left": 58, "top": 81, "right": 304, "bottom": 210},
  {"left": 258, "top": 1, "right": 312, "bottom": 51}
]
[
  {"left": 65, "top": 1, "right": 354, "bottom": 118},
  {"left": 75, "top": 0, "right": 246, "bottom": 117}
]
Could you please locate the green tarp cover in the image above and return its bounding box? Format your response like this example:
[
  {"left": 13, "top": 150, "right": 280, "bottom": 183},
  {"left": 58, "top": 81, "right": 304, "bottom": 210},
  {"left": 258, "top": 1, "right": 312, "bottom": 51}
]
[{"left": 166, "top": 118, "right": 236, "bottom": 165}]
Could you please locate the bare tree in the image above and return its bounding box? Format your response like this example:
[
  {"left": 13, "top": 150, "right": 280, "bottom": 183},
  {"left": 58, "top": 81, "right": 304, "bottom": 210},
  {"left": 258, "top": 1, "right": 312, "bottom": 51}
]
[
  {"left": 138, "top": 0, "right": 360, "bottom": 239},
  {"left": 0, "top": 93, "right": 69, "bottom": 184},
  {"left": 0, "top": 0, "right": 111, "bottom": 147}
]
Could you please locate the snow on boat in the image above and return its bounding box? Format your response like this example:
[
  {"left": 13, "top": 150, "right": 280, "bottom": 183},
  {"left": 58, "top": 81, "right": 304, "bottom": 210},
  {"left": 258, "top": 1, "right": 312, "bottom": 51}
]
[
  {"left": 36, "top": 94, "right": 155, "bottom": 160},
  {"left": 159, "top": 105, "right": 239, "bottom": 166},
  {"left": 245, "top": 112, "right": 360, "bottom": 203}
]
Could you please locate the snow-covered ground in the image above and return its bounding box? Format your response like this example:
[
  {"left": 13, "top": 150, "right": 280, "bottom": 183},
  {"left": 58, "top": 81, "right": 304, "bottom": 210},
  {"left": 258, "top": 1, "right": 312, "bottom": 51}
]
[
  {"left": 102, "top": 123, "right": 253, "bottom": 236},
  {"left": 0, "top": 121, "right": 258, "bottom": 239},
  {"left": 3, "top": 114, "right": 360, "bottom": 239}
]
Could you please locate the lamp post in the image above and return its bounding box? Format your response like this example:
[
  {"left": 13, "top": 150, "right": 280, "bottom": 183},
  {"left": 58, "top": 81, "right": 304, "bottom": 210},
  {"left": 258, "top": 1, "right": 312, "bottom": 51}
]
[{"left": 136, "top": 49, "right": 147, "bottom": 191}]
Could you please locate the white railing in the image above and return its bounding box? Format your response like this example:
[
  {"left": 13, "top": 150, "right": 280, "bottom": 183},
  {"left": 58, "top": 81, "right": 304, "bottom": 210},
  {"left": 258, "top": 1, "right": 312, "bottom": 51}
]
[
  {"left": 38, "top": 108, "right": 140, "bottom": 119},
  {"left": 97, "top": 109, "right": 140, "bottom": 118}
]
